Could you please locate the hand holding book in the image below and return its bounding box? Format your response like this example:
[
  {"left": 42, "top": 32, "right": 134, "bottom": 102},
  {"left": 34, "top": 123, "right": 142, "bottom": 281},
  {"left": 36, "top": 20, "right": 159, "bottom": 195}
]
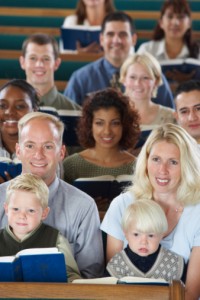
[{"left": 0, "top": 157, "right": 22, "bottom": 183}]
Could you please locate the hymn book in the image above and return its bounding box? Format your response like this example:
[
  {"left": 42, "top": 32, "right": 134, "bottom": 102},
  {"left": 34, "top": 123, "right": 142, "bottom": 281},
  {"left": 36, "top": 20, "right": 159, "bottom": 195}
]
[{"left": 0, "top": 247, "right": 67, "bottom": 282}]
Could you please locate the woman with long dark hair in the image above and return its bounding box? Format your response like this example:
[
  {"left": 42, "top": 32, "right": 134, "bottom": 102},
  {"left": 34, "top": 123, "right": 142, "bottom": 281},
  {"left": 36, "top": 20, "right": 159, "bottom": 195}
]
[{"left": 137, "top": 0, "right": 200, "bottom": 60}]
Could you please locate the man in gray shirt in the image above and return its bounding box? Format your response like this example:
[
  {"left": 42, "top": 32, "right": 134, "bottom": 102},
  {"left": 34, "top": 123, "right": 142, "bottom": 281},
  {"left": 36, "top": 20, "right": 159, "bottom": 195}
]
[
  {"left": 0, "top": 112, "right": 104, "bottom": 278},
  {"left": 19, "top": 33, "right": 80, "bottom": 110}
]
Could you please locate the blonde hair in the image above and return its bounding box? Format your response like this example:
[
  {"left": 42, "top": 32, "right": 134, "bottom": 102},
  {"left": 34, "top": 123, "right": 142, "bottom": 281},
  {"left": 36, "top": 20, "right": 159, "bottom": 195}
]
[
  {"left": 122, "top": 199, "right": 168, "bottom": 234},
  {"left": 120, "top": 52, "right": 163, "bottom": 97},
  {"left": 6, "top": 173, "right": 49, "bottom": 209},
  {"left": 129, "top": 123, "right": 200, "bottom": 206},
  {"left": 18, "top": 112, "right": 64, "bottom": 146}
]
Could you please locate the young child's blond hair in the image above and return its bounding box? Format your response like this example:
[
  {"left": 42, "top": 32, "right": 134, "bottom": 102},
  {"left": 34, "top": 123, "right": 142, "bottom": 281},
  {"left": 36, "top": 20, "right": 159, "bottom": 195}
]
[
  {"left": 6, "top": 173, "right": 49, "bottom": 209},
  {"left": 122, "top": 199, "right": 168, "bottom": 235}
]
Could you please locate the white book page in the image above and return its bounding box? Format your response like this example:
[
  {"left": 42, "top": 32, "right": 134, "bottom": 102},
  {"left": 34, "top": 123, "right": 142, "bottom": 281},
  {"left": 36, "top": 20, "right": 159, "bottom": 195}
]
[
  {"left": 119, "top": 276, "right": 167, "bottom": 284},
  {"left": 72, "top": 277, "right": 118, "bottom": 284},
  {"left": 0, "top": 256, "right": 16, "bottom": 263},
  {"left": 16, "top": 247, "right": 59, "bottom": 257}
]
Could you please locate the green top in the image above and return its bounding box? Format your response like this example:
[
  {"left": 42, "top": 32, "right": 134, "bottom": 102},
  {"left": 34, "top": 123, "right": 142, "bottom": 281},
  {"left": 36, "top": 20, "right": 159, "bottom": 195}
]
[{"left": 63, "top": 153, "right": 135, "bottom": 184}]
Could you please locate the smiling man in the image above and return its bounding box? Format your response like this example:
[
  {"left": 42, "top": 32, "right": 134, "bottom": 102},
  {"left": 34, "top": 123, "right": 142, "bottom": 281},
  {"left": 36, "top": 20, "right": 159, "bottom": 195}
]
[
  {"left": 174, "top": 80, "right": 200, "bottom": 144},
  {"left": 19, "top": 33, "right": 80, "bottom": 110},
  {"left": 0, "top": 112, "right": 104, "bottom": 279},
  {"left": 64, "top": 11, "right": 173, "bottom": 109}
]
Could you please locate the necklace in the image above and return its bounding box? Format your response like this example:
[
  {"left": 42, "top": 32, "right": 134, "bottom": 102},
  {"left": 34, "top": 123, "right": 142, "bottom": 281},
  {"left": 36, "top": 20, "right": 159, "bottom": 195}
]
[{"left": 175, "top": 206, "right": 184, "bottom": 213}]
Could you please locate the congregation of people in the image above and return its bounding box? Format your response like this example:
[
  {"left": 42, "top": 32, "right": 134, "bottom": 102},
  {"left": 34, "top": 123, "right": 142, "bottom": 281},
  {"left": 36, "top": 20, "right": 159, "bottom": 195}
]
[{"left": 1, "top": 0, "right": 200, "bottom": 299}]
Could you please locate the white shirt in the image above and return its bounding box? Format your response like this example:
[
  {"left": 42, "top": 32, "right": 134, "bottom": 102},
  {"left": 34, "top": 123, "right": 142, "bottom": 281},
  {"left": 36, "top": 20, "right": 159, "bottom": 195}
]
[
  {"left": 101, "top": 191, "right": 200, "bottom": 263},
  {"left": 137, "top": 39, "right": 192, "bottom": 61},
  {"left": 62, "top": 15, "right": 90, "bottom": 27}
]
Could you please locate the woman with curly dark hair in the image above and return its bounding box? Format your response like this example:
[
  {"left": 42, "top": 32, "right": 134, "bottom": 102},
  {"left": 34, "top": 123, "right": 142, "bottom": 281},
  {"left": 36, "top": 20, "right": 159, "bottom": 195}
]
[
  {"left": 137, "top": 0, "right": 200, "bottom": 60},
  {"left": 63, "top": 88, "right": 140, "bottom": 209}
]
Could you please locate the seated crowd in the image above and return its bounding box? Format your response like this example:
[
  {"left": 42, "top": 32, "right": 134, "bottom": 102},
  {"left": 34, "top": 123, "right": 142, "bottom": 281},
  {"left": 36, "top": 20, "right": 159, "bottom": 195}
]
[{"left": 1, "top": 1, "right": 200, "bottom": 299}]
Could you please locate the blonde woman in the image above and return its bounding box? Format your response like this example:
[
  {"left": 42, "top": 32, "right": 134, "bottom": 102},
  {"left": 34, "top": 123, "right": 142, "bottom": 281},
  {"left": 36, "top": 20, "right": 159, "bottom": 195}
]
[
  {"left": 120, "top": 52, "right": 176, "bottom": 127},
  {"left": 120, "top": 52, "right": 176, "bottom": 153},
  {"left": 101, "top": 123, "right": 200, "bottom": 299}
]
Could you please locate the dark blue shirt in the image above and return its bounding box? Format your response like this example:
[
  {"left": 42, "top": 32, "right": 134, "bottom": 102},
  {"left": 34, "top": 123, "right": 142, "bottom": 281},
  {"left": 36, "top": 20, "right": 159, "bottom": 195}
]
[{"left": 64, "top": 57, "right": 174, "bottom": 108}]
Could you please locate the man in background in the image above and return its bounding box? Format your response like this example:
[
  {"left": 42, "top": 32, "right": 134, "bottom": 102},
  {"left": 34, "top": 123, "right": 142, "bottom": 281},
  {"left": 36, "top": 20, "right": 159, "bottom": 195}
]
[
  {"left": 174, "top": 80, "right": 200, "bottom": 144},
  {"left": 19, "top": 33, "right": 80, "bottom": 110},
  {"left": 0, "top": 112, "right": 104, "bottom": 278},
  {"left": 64, "top": 11, "right": 174, "bottom": 109}
]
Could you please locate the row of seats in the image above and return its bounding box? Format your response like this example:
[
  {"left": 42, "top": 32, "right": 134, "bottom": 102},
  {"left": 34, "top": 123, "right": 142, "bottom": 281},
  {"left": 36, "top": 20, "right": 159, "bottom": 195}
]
[
  {"left": 1, "top": 0, "right": 200, "bottom": 11},
  {"left": 0, "top": 1, "right": 200, "bottom": 91},
  {"left": 0, "top": 58, "right": 89, "bottom": 92}
]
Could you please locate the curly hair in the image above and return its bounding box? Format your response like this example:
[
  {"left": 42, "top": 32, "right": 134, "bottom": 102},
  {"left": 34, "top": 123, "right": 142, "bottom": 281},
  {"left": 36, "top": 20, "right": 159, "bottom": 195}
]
[
  {"left": 152, "top": 0, "right": 199, "bottom": 58},
  {"left": 77, "top": 88, "right": 140, "bottom": 150}
]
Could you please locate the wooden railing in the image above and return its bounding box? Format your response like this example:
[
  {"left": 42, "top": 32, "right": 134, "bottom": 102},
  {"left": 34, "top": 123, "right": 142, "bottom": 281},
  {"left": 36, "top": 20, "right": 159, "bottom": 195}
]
[
  {"left": 0, "top": 280, "right": 185, "bottom": 300},
  {"left": 1, "top": 6, "right": 200, "bottom": 20}
]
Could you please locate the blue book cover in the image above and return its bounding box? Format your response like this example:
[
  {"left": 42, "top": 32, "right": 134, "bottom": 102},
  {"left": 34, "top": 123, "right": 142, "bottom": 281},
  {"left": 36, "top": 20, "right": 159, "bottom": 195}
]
[
  {"left": 0, "top": 257, "right": 22, "bottom": 282},
  {"left": 20, "top": 252, "right": 67, "bottom": 282},
  {"left": 73, "top": 175, "right": 132, "bottom": 202},
  {"left": 160, "top": 58, "right": 200, "bottom": 83},
  {"left": 0, "top": 160, "right": 22, "bottom": 180},
  {"left": 61, "top": 25, "right": 101, "bottom": 50},
  {"left": 0, "top": 248, "right": 67, "bottom": 283},
  {"left": 58, "top": 109, "right": 81, "bottom": 147},
  {"left": 38, "top": 107, "right": 81, "bottom": 147}
]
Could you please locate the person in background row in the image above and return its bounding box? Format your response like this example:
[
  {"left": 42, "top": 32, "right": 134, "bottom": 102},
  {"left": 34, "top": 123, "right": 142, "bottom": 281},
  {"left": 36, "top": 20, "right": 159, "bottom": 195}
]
[
  {"left": 101, "top": 123, "right": 200, "bottom": 299},
  {"left": 63, "top": 88, "right": 140, "bottom": 210},
  {"left": 62, "top": 0, "right": 115, "bottom": 53},
  {"left": 19, "top": 33, "right": 81, "bottom": 110},
  {"left": 137, "top": 0, "right": 200, "bottom": 61},
  {"left": 64, "top": 11, "right": 174, "bottom": 109},
  {"left": 0, "top": 79, "right": 39, "bottom": 183},
  {"left": 2, "top": 173, "right": 81, "bottom": 282},
  {"left": 106, "top": 200, "right": 186, "bottom": 283},
  {"left": 174, "top": 79, "right": 200, "bottom": 144},
  {"left": 0, "top": 112, "right": 104, "bottom": 279},
  {"left": 120, "top": 52, "right": 176, "bottom": 154}
]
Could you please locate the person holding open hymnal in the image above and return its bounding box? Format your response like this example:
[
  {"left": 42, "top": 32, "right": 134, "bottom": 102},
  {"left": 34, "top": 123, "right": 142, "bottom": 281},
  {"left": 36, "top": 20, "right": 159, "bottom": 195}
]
[
  {"left": 106, "top": 199, "right": 187, "bottom": 283},
  {"left": 120, "top": 52, "right": 176, "bottom": 155},
  {"left": 0, "top": 79, "right": 40, "bottom": 184},
  {"left": 137, "top": 0, "right": 200, "bottom": 92},
  {"left": 63, "top": 88, "right": 140, "bottom": 211},
  {"left": 61, "top": 0, "right": 115, "bottom": 53},
  {"left": 1, "top": 173, "right": 81, "bottom": 282}
]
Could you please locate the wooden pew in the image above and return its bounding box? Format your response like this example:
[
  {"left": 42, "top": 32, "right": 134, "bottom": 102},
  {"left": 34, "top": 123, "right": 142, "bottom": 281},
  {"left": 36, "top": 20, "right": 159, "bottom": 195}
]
[
  {"left": 0, "top": 78, "right": 66, "bottom": 92},
  {"left": 0, "top": 49, "right": 102, "bottom": 61},
  {"left": 1, "top": 6, "right": 200, "bottom": 20},
  {"left": 0, "top": 281, "right": 185, "bottom": 300}
]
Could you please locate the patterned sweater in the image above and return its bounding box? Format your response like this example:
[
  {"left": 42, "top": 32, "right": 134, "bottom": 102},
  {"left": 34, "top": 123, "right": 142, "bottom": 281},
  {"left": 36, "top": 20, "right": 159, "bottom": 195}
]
[{"left": 107, "top": 246, "right": 184, "bottom": 282}]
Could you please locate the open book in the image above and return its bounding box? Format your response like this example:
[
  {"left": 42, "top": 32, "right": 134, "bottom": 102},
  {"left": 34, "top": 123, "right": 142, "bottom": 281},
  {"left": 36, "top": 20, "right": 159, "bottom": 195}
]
[
  {"left": 73, "top": 175, "right": 133, "bottom": 202},
  {"left": 0, "top": 157, "right": 22, "bottom": 179},
  {"left": 134, "top": 124, "right": 159, "bottom": 149},
  {"left": 73, "top": 276, "right": 168, "bottom": 286},
  {"left": 58, "top": 109, "right": 82, "bottom": 147},
  {"left": 160, "top": 58, "right": 200, "bottom": 92},
  {"left": 60, "top": 25, "right": 101, "bottom": 51},
  {"left": 39, "top": 107, "right": 82, "bottom": 147},
  {"left": 0, "top": 247, "right": 67, "bottom": 282}
]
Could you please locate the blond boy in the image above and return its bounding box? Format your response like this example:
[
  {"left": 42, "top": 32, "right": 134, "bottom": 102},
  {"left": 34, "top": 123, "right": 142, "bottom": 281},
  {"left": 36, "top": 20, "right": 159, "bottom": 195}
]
[
  {"left": 2, "top": 173, "right": 81, "bottom": 282},
  {"left": 106, "top": 199, "right": 186, "bottom": 282}
]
